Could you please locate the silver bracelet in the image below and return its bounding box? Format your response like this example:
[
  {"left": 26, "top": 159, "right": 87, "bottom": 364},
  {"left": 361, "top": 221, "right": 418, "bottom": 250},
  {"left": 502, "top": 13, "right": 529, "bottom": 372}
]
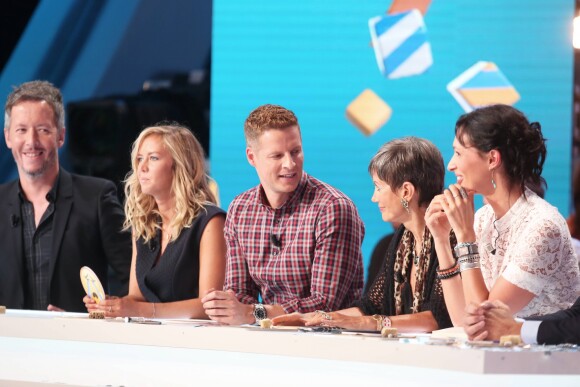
[
  {"left": 455, "top": 242, "right": 475, "bottom": 248},
  {"left": 454, "top": 242, "right": 479, "bottom": 258},
  {"left": 459, "top": 261, "right": 481, "bottom": 272},
  {"left": 458, "top": 254, "right": 480, "bottom": 264}
]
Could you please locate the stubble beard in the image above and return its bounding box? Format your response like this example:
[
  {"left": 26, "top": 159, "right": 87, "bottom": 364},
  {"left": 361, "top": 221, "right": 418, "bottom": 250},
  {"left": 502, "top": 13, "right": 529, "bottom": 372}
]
[{"left": 20, "top": 150, "right": 57, "bottom": 180}]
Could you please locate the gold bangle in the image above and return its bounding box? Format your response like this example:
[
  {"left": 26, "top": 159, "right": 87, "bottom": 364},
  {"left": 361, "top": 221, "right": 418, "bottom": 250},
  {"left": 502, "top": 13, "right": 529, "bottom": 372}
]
[
  {"left": 371, "top": 314, "right": 383, "bottom": 331},
  {"left": 372, "top": 314, "right": 393, "bottom": 331}
]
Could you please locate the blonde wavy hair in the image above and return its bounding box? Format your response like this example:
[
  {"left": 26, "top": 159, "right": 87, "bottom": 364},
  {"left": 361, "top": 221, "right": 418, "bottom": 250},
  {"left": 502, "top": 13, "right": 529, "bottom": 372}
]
[{"left": 123, "top": 124, "right": 217, "bottom": 243}]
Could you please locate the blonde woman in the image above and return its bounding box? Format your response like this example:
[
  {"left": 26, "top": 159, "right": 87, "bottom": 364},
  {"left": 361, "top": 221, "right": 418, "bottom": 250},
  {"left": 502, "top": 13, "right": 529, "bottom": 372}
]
[{"left": 84, "top": 124, "right": 226, "bottom": 318}]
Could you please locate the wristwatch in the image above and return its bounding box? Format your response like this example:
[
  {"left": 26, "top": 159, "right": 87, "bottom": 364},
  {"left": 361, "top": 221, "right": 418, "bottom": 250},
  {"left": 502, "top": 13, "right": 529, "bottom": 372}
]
[{"left": 253, "top": 304, "right": 267, "bottom": 323}]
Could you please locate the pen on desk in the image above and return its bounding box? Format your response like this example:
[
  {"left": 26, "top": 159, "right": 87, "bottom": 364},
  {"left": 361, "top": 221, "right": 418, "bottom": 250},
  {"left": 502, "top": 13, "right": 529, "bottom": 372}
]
[{"left": 125, "top": 317, "right": 162, "bottom": 325}]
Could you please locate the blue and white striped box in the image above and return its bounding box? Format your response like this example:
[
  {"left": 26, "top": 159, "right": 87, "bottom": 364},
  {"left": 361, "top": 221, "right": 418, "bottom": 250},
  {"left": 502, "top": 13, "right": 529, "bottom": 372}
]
[
  {"left": 369, "top": 10, "right": 433, "bottom": 79},
  {"left": 447, "top": 61, "right": 520, "bottom": 112}
]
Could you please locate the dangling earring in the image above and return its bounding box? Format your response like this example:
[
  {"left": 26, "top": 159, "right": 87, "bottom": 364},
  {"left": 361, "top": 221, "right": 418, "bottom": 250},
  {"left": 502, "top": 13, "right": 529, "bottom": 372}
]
[
  {"left": 401, "top": 198, "right": 410, "bottom": 214},
  {"left": 491, "top": 169, "right": 497, "bottom": 190}
]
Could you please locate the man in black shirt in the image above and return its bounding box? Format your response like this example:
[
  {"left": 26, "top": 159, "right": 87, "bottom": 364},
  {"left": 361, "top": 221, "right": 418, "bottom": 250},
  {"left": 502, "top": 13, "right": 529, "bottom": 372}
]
[{"left": 0, "top": 80, "right": 131, "bottom": 312}]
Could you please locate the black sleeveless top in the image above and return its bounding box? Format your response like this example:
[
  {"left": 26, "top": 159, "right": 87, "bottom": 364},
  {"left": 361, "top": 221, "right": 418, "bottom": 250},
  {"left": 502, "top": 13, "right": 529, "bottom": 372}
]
[{"left": 135, "top": 205, "right": 225, "bottom": 303}]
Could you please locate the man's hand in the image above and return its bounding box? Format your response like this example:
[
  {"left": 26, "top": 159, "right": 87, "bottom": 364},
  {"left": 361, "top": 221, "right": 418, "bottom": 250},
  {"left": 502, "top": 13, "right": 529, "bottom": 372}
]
[
  {"left": 481, "top": 300, "right": 523, "bottom": 341},
  {"left": 201, "top": 289, "right": 254, "bottom": 325},
  {"left": 463, "top": 300, "right": 523, "bottom": 341}
]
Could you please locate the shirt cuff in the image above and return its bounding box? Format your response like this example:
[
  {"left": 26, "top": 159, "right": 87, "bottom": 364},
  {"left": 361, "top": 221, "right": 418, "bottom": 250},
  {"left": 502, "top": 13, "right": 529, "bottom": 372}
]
[
  {"left": 278, "top": 299, "right": 300, "bottom": 314},
  {"left": 520, "top": 319, "right": 541, "bottom": 345}
]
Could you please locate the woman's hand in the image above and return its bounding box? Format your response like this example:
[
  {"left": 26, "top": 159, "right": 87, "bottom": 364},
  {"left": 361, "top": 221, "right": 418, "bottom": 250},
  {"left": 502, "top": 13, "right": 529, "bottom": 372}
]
[
  {"left": 463, "top": 302, "right": 487, "bottom": 341},
  {"left": 441, "top": 184, "right": 476, "bottom": 243},
  {"left": 425, "top": 195, "right": 452, "bottom": 242},
  {"left": 83, "top": 295, "right": 100, "bottom": 312},
  {"left": 271, "top": 312, "right": 313, "bottom": 326},
  {"left": 305, "top": 312, "right": 375, "bottom": 331},
  {"left": 87, "top": 296, "right": 143, "bottom": 318}
]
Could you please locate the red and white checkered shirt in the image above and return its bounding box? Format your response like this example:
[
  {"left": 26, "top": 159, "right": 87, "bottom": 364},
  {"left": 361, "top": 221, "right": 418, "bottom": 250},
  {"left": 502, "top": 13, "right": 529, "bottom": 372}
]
[{"left": 224, "top": 172, "right": 364, "bottom": 313}]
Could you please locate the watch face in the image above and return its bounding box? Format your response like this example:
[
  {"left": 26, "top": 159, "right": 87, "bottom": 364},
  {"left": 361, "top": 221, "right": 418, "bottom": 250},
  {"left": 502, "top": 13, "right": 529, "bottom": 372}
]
[{"left": 253, "top": 304, "right": 267, "bottom": 321}]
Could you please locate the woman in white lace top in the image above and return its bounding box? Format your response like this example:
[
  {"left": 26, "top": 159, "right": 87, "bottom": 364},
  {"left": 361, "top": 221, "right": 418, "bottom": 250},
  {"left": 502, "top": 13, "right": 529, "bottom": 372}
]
[{"left": 426, "top": 104, "right": 580, "bottom": 319}]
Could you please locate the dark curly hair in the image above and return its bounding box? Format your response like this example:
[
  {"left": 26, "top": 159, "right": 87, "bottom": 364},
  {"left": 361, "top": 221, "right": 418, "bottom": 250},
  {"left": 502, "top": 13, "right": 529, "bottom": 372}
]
[{"left": 455, "top": 104, "right": 547, "bottom": 196}]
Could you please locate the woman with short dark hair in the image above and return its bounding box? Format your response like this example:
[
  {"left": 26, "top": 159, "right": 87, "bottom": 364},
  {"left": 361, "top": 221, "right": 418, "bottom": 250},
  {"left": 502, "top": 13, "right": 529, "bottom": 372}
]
[
  {"left": 427, "top": 104, "right": 580, "bottom": 320},
  {"left": 274, "top": 137, "right": 457, "bottom": 332}
]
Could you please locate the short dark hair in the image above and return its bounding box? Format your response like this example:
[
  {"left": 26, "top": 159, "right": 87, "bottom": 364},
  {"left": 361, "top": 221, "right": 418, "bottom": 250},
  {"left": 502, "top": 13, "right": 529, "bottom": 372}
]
[
  {"left": 455, "top": 104, "right": 547, "bottom": 196},
  {"left": 4, "top": 80, "right": 64, "bottom": 130},
  {"left": 368, "top": 137, "right": 445, "bottom": 206}
]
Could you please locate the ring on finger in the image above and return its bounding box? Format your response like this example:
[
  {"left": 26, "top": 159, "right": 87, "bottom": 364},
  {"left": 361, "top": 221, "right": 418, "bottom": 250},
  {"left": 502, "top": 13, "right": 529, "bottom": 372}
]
[{"left": 315, "top": 310, "right": 331, "bottom": 320}]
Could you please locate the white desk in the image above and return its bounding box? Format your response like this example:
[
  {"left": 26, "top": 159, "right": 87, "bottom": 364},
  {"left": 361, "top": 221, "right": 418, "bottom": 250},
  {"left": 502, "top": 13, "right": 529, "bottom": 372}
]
[{"left": 1, "top": 310, "right": 579, "bottom": 386}]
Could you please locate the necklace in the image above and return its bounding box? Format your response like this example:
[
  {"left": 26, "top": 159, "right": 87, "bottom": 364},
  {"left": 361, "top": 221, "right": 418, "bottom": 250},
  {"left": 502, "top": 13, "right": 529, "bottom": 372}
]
[
  {"left": 161, "top": 224, "right": 172, "bottom": 245},
  {"left": 413, "top": 250, "right": 420, "bottom": 267},
  {"left": 412, "top": 230, "right": 429, "bottom": 267},
  {"left": 410, "top": 239, "right": 420, "bottom": 267}
]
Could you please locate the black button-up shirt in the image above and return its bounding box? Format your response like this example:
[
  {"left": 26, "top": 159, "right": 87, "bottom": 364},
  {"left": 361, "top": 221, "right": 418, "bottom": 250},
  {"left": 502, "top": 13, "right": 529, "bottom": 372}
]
[{"left": 19, "top": 177, "right": 58, "bottom": 310}]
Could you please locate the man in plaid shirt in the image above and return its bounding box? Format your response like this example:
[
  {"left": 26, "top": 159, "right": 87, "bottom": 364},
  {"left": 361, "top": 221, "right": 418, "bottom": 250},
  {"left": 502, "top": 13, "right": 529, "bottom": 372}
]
[{"left": 202, "top": 104, "right": 364, "bottom": 325}]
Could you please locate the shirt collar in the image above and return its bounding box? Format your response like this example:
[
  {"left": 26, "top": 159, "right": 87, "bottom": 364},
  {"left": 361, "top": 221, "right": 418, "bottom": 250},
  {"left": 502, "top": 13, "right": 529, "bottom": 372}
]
[
  {"left": 17, "top": 173, "right": 60, "bottom": 204},
  {"left": 494, "top": 187, "right": 534, "bottom": 230},
  {"left": 257, "top": 171, "right": 308, "bottom": 209}
]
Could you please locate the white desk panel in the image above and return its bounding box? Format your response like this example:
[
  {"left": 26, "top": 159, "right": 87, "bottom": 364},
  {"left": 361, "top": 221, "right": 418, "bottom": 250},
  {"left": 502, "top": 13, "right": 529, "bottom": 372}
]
[{"left": 1, "top": 310, "right": 579, "bottom": 386}]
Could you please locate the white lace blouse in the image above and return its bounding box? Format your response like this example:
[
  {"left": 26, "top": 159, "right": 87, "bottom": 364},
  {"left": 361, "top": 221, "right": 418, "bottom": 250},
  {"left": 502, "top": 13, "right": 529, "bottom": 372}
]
[{"left": 474, "top": 188, "right": 580, "bottom": 318}]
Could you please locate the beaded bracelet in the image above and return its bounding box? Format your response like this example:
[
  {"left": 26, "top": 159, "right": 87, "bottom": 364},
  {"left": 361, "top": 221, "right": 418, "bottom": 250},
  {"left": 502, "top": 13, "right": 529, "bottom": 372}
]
[
  {"left": 437, "top": 262, "right": 459, "bottom": 277},
  {"left": 437, "top": 268, "right": 460, "bottom": 280},
  {"left": 437, "top": 261, "right": 458, "bottom": 273}
]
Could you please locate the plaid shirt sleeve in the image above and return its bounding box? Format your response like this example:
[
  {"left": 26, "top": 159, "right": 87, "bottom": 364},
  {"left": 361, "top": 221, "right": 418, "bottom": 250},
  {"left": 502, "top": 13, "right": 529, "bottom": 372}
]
[
  {"left": 223, "top": 202, "right": 260, "bottom": 304},
  {"left": 278, "top": 197, "right": 364, "bottom": 313}
]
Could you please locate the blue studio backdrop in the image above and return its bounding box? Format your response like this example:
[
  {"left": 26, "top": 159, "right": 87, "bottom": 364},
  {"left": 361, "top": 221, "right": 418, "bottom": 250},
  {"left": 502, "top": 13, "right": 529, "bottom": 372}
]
[{"left": 211, "top": 0, "right": 574, "bottom": 276}]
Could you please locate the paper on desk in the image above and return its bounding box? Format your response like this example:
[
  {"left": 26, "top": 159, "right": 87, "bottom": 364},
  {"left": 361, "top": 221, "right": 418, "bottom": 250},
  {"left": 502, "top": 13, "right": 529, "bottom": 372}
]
[{"left": 431, "top": 326, "right": 467, "bottom": 340}]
